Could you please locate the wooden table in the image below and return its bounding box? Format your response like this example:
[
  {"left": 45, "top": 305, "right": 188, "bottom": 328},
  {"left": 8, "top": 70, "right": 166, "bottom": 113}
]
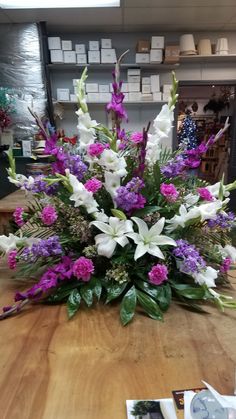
[
  {"left": 0, "top": 190, "right": 28, "bottom": 234},
  {"left": 0, "top": 266, "right": 236, "bottom": 419}
]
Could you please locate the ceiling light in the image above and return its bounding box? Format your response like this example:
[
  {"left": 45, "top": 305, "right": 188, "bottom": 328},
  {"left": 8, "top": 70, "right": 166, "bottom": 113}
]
[{"left": 0, "top": 0, "right": 120, "bottom": 8}]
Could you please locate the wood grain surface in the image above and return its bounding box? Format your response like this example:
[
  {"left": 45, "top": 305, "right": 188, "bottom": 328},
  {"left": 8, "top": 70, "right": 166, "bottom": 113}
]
[{"left": 0, "top": 265, "right": 236, "bottom": 419}]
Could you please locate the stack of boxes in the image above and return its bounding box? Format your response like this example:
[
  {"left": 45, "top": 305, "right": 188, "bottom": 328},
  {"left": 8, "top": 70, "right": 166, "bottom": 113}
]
[
  {"left": 48, "top": 37, "right": 117, "bottom": 64},
  {"left": 135, "top": 36, "right": 165, "bottom": 64}
]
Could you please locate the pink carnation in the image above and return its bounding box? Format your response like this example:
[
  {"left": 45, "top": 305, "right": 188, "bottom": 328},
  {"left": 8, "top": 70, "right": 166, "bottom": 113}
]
[
  {"left": 73, "top": 257, "right": 94, "bottom": 282},
  {"left": 7, "top": 250, "right": 17, "bottom": 270},
  {"left": 84, "top": 178, "right": 102, "bottom": 193},
  {"left": 130, "top": 131, "right": 143, "bottom": 144},
  {"left": 148, "top": 264, "right": 168, "bottom": 285},
  {"left": 41, "top": 206, "right": 58, "bottom": 226},
  {"left": 88, "top": 143, "right": 105, "bottom": 157},
  {"left": 160, "top": 183, "right": 179, "bottom": 203},
  {"left": 197, "top": 187, "right": 214, "bottom": 202},
  {"left": 13, "top": 207, "right": 25, "bottom": 227}
]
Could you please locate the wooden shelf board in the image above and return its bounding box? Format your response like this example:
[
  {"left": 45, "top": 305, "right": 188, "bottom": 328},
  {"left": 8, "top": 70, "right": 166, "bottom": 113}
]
[
  {"left": 179, "top": 54, "right": 236, "bottom": 64},
  {"left": 48, "top": 63, "right": 178, "bottom": 71}
]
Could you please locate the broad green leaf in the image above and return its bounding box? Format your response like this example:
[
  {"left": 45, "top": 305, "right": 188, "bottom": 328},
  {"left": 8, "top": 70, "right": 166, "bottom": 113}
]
[
  {"left": 93, "top": 281, "right": 102, "bottom": 301},
  {"left": 46, "top": 281, "right": 80, "bottom": 303},
  {"left": 135, "top": 279, "right": 171, "bottom": 311},
  {"left": 105, "top": 282, "right": 128, "bottom": 304},
  {"left": 136, "top": 289, "right": 163, "bottom": 321},
  {"left": 133, "top": 206, "right": 161, "bottom": 217},
  {"left": 67, "top": 289, "right": 81, "bottom": 319},
  {"left": 171, "top": 283, "right": 206, "bottom": 300},
  {"left": 80, "top": 285, "right": 93, "bottom": 307},
  {"left": 120, "top": 286, "right": 137, "bottom": 326},
  {"left": 111, "top": 209, "right": 127, "bottom": 220}
]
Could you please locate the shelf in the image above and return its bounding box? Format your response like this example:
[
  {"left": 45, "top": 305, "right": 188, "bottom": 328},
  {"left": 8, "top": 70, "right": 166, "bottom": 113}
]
[
  {"left": 48, "top": 63, "right": 179, "bottom": 71},
  {"left": 179, "top": 54, "right": 236, "bottom": 64},
  {"left": 58, "top": 100, "right": 168, "bottom": 106}
]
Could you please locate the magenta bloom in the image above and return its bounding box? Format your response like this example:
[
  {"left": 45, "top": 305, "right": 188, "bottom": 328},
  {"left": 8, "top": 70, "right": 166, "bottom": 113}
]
[
  {"left": 130, "top": 131, "right": 143, "bottom": 145},
  {"left": 148, "top": 264, "right": 168, "bottom": 285},
  {"left": 220, "top": 257, "right": 232, "bottom": 273},
  {"left": 84, "top": 178, "right": 102, "bottom": 193},
  {"left": 13, "top": 207, "right": 25, "bottom": 227},
  {"left": 160, "top": 183, "right": 179, "bottom": 203},
  {"left": 41, "top": 206, "right": 58, "bottom": 226},
  {"left": 197, "top": 187, "right": 214, "bottom": 202},
  {"left": 7, "top": 250, "right": 17, "bottom": 270},
  {"left": 73, "top": 257, "right": 94, "bottom": 282},
  {"left": 88, "top": 143, "right": 105, "bottom": 157}
]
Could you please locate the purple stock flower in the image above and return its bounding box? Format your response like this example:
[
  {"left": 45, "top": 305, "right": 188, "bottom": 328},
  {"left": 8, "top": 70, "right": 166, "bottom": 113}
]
[
  {"left": 115, "top": 177, "right": 146, "bottom": 213},
  {"left": 207, "top": 212, "right": 235, "bottom": 229},
  {"left": 161, "top": 155, "right": 186, "bottom": 178},
  {"left": 24, "top": 175, "right": 58, "bottom": 195},
  {"left": 173, "top": 239, "right": 206, "bottom": 275},
  {"left": 21, "top": 236, "right": 63, "bottom": 262}
]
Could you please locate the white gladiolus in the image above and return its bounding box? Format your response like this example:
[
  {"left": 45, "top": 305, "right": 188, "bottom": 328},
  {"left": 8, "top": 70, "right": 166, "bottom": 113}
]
[
  {"left": 220, "top": 244, "right": 236, "bottom": 263},
  {"left": 193, "top": 266, "right": 218, "bottom": 288},
  {"left": 0, "top": 234, "right": 22, "bottom": 254},
  {"left": 76, "top": 109, "right": 98, "bottom": 151},
  {"left": 127, "top": 217, "right": 176, "bottom": 261},
  {"left": 91, "top": 217, "right": 133, "bottom": 258},
  {"left": 68, "top": 173, "right": 99, "bottom": 214},
  {"left": 98, "top": 149, "right": 127, "bottom": 177},
  {"left": 166, "top": 205, "right": 200, "bottom": 232},
  {"left": 206, "top": 182, "right": 230, "bottom": 198},
  {"left": 8, "top": 174, "right": 35, "bottom": 190},
  {"left": 104, "top": 171, "right": 121, "bottom": 199}
]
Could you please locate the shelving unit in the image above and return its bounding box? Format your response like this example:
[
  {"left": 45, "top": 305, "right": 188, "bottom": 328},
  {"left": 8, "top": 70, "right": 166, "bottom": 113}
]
[
  {"left": 58, "top": 100, "right": 168, "bottom": 105},
  {"left": 48, "top": 63, "right": 179, "bottom": 71},
  {"left": 179, "top": 54, "right": 236, "bottom": 64}
]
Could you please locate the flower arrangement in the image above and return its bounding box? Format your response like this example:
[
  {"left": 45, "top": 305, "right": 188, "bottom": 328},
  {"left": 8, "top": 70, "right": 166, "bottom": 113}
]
[{"left": 1, "top": 59, "right": 236, "bottom": 325}]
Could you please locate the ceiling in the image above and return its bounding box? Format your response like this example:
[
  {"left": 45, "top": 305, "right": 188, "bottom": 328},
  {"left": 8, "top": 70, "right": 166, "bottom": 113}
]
[{"left": 1, "top": 0, "right": 236, "bottom": 32}]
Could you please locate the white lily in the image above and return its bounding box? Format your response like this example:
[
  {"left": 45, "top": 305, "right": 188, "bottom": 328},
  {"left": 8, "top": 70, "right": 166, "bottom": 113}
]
[
  {"left": 0, "top": 233, "right": 23, "bottom": 254},
  {"left": 126, "top": 217, "right": 176, "bottom": 261},
  {"left": 68, "top": 173, "right": 99, "bottom": 214},
  {"left": 166, "top": 205, "right": 200, "bottom": 232},
  {"left": 206, "top": 182, "right": 230, "bottom": 198},
  {"left": 104, "top": 171, "right": 121, "bottom": 199},
  {"left": 192, "top": 266, "right": 218, "bottom": 288},
  {"left": 91, "top": 217, "right": 133, "bottom": 258},
  {"left": 98, "top": 149, "right": 127, "bottom": 177}
]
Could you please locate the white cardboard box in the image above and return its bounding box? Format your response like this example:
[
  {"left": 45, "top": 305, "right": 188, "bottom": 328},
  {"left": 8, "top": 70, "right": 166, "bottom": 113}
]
[
  {"left": 101, "top": 39, "right": 112, "bottom": 49},
  {"left": 88, "top": 50, "right": 100, "bottom": 63},
  {"left": 153, "top": 92, "right": 162, "bottom": 101},
  {"left": 62, "top": 40, "right": 72, "bottom": 51},
  {"left": 151, "top": 36, "right": 165, "bottom": 49},
  {"left": 128, "top": 75, "right": 141, "bottom": 83},
  {"left": 101, "top": 48, "right": 117, "bottom": 63},
  {"left": 87, "top": 92, "right": 100, "bottom": 102},
  {"left": 162, "top": 84, "right": 172, "bottom": 93},
  {"left": 50, "top": 50, "right": 64, "bottom": 63},
  {"left": 135, "top": 53, "right": 150, "bottom": 63},
  {"left": 127, "top": 68, "right": 141, "bottom": 76},
  {"left": 99, "top": 92, "right": 111, "bottom": 102},
  {"left": 109, "top": 83, "right": 113, "bottom": 92},
  {"left": 141, "top": 93, "right": 153, "bottom": 101},
  {"left": 150, "top": 49, "right": 163, "bottom": 63},
  {"left": 86, "top": 83, "right": 99, "bottom": 93},
  {"left": 64, "top": 51, "right": 76, "bottom": 63},
  {"left": 128, "top": 82, "right": 140, "bottom": 92},
  {"left": 142, "top": 85, "right": 151, "bottom": 94},
  {"left": 129, "top": 92, "right": 141, "bottom": 102},
  {"left": 142, "top": 77, "right": 151, "bottom": 85},
  {"left": 162, "top": 92, "right": 170, "bottom": 101},
  {"left": 150, "top": 75, "right": 160, "bottom": 92},
  {"left": 99, "top": 84, "right": 110, "bottom": 93},
  {"left": 75, "top": 44, "right": 86, "bottom": 54},
  {"left": 121, "top": 82, "right": 129, "bottom": 92},
  {"left": 89, "top": 41, "right": 99, "bottom": 51},
  {"left": 57, "top": 88, "right": 70, "bottom": 101},
  {"left": 22, "top": 140, "right": 32, "bottom": 157},
  {"left": 70, "top": 94, "right": 77, "bottom": 102},
  {"left": 48, "top": 37, "right": 61, "bottom": 50},
  {"left": 77, "top": 54, "right": 87, "bottom": 64}
]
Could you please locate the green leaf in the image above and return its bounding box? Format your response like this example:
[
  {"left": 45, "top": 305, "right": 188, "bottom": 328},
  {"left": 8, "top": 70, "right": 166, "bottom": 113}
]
[
  {"left": 171, "top": 283, "right": 206, "bottom": 300},
  {"left": 80, "top": 285, "right": 93, "bottom": 307},
  {"left": 45, "top": 281, "right": 80, "bottom": 303},
  {"left": 120, "top": 286, "right": 137, "bottom": 326},
  {"left": 135, "top": 279, "right": 171, "bottom": 311},
  {"left": 105, "top": 282, "right": 128, "bottom": 304},
  {"left": 67, "top": 289, "right": 81, "bottom": 319},
  {"left": 136, "top": 289, "right": 163, "bottom": 321},
  {"left": 133, "top": 206, "right": 161, "bottom": 217},
  {"left": 93, "top": 281, "right": 102, "bottom": 301},
  {"left": 153, "top": 162, "right": 161, "bottom": 190},
  {"left": 111, "top": 209, "right": 127, "bottom": 220}
]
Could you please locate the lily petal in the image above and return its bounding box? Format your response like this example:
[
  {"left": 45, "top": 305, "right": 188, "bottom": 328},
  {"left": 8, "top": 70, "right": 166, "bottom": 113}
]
[
  {"left": 115, "top": 236, "right": 129, "bottom": 247},
  {"left": 131, "top": 217, "right": 149, "bottom": 239},
  {"left": 149, "top": 217, "right": 165, "bottom": 237},
  {"left": 134, "top": 243, "right": 149, "bottom": 260},
  {"left": 153, "top": 235, "right": 177, "bottom": 247},
  {"left": 148, "top": 244, "right": 165, "bottom": 259},
  {"left": 91, "top": 221, "right": 112, "bottom": 235},
  {"left": 96, "top": 236, "right": 117, "bottom": 258}
]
